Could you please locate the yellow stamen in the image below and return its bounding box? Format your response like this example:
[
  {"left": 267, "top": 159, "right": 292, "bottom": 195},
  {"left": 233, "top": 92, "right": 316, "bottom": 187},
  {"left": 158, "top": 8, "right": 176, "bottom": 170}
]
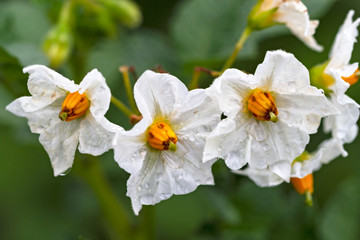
[
  {"left": 59, "top": 91, "right": 90, "bottom": 122},
  {"left": 291, "top": 174, "right": 314, "bottom": 206},
  {"left": 147, "top": 122, "right": 177, "bottom": 151},
  {"left": 341, "top": 68, "right": 359, "bottom": 85},
  {"left": 247, "top": 89, "right": 278, "bottom": 122}
]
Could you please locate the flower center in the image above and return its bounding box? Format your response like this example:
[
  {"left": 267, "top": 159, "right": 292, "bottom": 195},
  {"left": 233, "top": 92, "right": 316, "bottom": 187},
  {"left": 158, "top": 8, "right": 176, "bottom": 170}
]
[
  {"left": 341, "top": 68, "right": 359, "bottom": 86},
  {"left": 147, "top": 121, "right": 177, "bottom": 151},
  {"left": 59, "top": 91, "right": 90, "bottom": 122},
  {"left": 247, "top": 89, "right": 278, "bottom": 122}
]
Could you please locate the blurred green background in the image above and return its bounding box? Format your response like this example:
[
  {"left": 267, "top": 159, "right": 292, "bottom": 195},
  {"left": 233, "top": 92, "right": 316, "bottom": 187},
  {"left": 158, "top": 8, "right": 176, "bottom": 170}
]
[{"left": 0, "top": 0, "right": 360, "bottom": 239}]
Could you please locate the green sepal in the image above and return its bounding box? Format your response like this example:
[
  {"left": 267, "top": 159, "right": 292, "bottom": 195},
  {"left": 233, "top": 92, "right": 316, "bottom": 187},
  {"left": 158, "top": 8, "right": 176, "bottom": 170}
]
[
  {"left": 309, "top": 60, "right": 334, "bottom": 96},
  {"left": 247, "top": 0, "right": 279, "bottom": 31}
]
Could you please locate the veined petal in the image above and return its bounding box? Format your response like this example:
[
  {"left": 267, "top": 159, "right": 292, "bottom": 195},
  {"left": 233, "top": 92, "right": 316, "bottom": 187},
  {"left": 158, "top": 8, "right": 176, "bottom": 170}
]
[
  {"left": 24, "top": 65, "right": 78, "bottom": 108},
  {"left": 38, "top": 120, "right": 80, "bottom": 176},
  {"left": 248, "top": 120, "right": 309, "bottom": 169},
  {"left": 276, "top": 93, "right": 338, "bottom": 134},
  {"left": 171, "top": 89, "right": 221, "bottom": 134},
  {"left": 79, "top": 69, "right": 111, "bottom": 117},
  {"left": 113, "top": 117, "right": 152, "bottom": 174},
  {"left": 328, "top": 10, "right": 360, "bottom": 70},
  {"left": 254, "top": 50, "right": 315, "bottom": 94},
  {"left": 324, "top": 94, "right": 360, "bottom": 141},
  {"left": 207, "top": 69, "right": 253, "bottom": 119},
  {"left": 291, "top": 138, "right": 345, "bottom": 179},
  {"left": 127, "top": 145, "right": 214, "bottom": 215},
  {"left": 6, "top": 97, "right": 63, "bottom": 134},
  {"left": 78, "top": 114, "right": 122, "bottom": 156},
  {"left": 234, "top": 167, "right": 284, "bottom": 187},
  {"left": 276, "top": 2, "right": 323, "bottom": 51},
  {"left": 134, "top": 70, "right": 188, "bottom": 120}
]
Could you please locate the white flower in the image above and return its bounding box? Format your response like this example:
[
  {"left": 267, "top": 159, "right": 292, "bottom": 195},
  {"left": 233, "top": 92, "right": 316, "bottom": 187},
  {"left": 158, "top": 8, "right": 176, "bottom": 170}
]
[
  {"left": 204, "top": 50, "right": 336, "bottom": 182},
  {"left": 6, "top": 65, "right": 120, "bottom": 176},
  {"left": 256, "top": 0, "right": 323, "bottom": 51},
  {"left": 323, "top": 10, "right": 360, "bottom": 142},
  {"left": 113, "top": 70, "right": 220, "bottom": 215},
  {"left": 234, "top": 137, "right": 346, "bottom": 187}
]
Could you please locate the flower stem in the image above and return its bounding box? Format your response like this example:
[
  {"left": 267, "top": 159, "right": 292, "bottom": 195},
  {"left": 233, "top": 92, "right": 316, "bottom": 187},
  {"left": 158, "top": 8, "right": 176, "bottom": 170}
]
[
  {"left": 135, "top": 206, "right": 156, "bottom": 240},
  {"left": 75, "top": 156, "right": 132, "bottom": 240},
  {"left": 111, "top": 95, "right": 133, "bottom": 117},
  {"left": 119, "top": 66, "right": 138, "bottom": 114},
  {"left": 189, "top": 66, "right": 220, "bottom": 90},
  {"left": 220, "top": 26, "right": 252, "bottom": 73},
  {"left": 305, "top": 191, "right": 313, "bottom": 207}
]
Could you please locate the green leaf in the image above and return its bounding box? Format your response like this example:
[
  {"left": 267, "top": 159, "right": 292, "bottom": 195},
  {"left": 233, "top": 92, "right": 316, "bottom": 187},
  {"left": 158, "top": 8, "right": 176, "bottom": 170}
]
[
  {"left": 170, "top": 0, "right": 337, "bottom": 66},
  {"left": 0, "top": 1, "right": 49, "bottom": 66},
  {"left": 0, "top": 46, "right": 27, "bottom": 97},
  {"left": 319, "top": 176, "right": 360, "bottom": 240}
]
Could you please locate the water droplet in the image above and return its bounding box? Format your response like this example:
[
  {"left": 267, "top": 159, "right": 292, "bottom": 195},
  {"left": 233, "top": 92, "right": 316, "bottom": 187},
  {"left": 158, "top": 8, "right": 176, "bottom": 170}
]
[
  {"left": 217, "top": 146, "right": 223, "bottom": 152},
  {"left": 195, "top": 180, "right": 201, "bottom": 185},
  {"left": 145, "top": 183, "right": 150, "bottom": 189},
  {"left": 188, "top": 135, "right": 195, "bottom": 141},
  {"left": 137, "top": 186, "right": 142, "bottom": 191},
  {"left": 262, "top": 144, "right": 270, "bottom": 151},
  {"left": 178, "top": 174, "right": 184, "bottom": 180}
]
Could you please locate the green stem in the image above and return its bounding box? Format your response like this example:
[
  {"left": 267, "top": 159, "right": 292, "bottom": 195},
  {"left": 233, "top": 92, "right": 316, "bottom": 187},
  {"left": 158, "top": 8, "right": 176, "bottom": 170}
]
[
  {"left": 220, "top": 26, "right": 252, "bottom": 73},
  {"left": 135, "top": 206, "right": 156, "bottom": 240},
  {"left": 111, "top": 95, "right": 133, "bottom": 117},
  {"left": 305, "top": 191, "right": 313, "bottom": 207},
  {"left": 120, "top": 66, "right": 138, "bottom": 114},
  {"left": 189, "top": 67, "right": 220, "bottom": 90},
  {"left": 76, "top": 156, "right": 132, "bottom": 240}
]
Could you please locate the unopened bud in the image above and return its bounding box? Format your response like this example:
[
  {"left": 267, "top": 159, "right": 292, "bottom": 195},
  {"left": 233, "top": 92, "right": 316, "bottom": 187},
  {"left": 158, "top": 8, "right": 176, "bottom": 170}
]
[
  {"left": 101, "top": 0, "right": 142, "bottom": 28},
  {"left": 43, "top": 23, "right": 72, "bottom": 68}
]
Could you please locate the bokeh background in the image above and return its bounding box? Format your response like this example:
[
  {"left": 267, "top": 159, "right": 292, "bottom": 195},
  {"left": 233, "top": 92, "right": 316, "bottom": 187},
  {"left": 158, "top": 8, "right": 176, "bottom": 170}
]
[{"left": 0, "top": 0, "right": 360, "bottom": 239}]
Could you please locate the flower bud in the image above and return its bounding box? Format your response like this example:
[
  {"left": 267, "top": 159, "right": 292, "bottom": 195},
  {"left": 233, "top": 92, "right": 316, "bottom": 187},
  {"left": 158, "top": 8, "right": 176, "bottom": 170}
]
[
  {"left": 147, "top": 122, "right": 177, "bottom": 151},
  {"left": 59, "top": 91, "right": 90, "bottom": 122},
  {"left": 247, "top": 89, "right": 278, "bottom": 122},
  {"left": 247, "top": 0, "right": 278, "bottom": 31},
  {"left": 101, "top": 0, "right": 142, "bottom": 28},
  {"left": 291, "top": 174, "right": 314, "bottom": 206},
  {"left": 43, "top": 23, "right": 73, "bottom": 68}
]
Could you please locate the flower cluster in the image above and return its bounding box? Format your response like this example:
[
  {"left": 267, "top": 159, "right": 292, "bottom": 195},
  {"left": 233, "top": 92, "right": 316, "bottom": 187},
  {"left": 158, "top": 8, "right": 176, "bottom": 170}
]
[{"left": 6, "top": 3, "right": 360, "bottom": 215}]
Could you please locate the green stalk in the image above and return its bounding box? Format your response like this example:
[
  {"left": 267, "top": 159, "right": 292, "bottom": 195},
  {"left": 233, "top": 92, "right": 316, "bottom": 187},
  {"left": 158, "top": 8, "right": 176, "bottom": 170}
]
[
  {"left": 220, "top": 26, "right": 252, "bottom": 73},
  {"left": 111, "top": 95, "right": 133, "bottom": 117},
  {"left": 76, "top": 156, "right": 132, "bottom": 240},
  {"left": 119, "top": 66, "right": 138, "bottom": 114}
]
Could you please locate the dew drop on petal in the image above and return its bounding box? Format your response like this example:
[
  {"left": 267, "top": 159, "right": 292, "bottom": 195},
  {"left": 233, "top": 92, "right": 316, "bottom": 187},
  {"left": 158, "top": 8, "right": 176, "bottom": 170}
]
[{"left": 145, "top": 183, "right": 150, "bottom": 189}]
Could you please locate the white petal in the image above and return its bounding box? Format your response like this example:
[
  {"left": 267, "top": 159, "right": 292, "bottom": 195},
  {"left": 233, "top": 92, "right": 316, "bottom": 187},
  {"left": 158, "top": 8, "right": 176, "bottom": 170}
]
[
  {"left": 113, "top": 117, "right": 152, "bottom": 174},
  {"left": 134, "top": 70, "right": 188, "bottom": 120},
  {"left": 248, "top": 120, "right": 309, "bottom": 169},
  {"left": 79, "top": 69, "right": 111, "bottom": 117},
  {"left": 171, "top": 89, "right": 221, "bottom": 136},
  {"left": 6, "top": 97, "right": 63, "bottom": 134},
  {"left": 207, "top": 69, "right": 253, "bottom": 119},
  {"left": 23, "top": 65, "right": 78, "bottom": 110},
  {"left": 269, "top": 160, "right": 291, "bottom": 182},
  {"left": 38, "top": 120, "right": 80, "bottom": 176},
  {"left": 127, "top": 145, "right": 214, "bottom": 215},
  {"left": 254, "top": 50, "right": 314, "bottom": 94},
  {"left": 324, "top": 94, "right": 359, "bottom": 141},
  {"left": 328, "top": 10, "right": 360, "bottom": 69},
  {"left": 291, "top": 138, "right": 345, "bottom": 178},
  {"left": 234, "top": 167, "right": 284, "bottom": 187},
  {"left": 276, "top": 93, "right": 338, "bottom": 134},
  {"left": 276, "top": 2, "right": 323, "bottom": 51},
  {"left": 203, "top": 117, "right": 250, "bottom": 170},
  {"left": 78, "top": 114, "right": 122, "bottom": 156}
]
